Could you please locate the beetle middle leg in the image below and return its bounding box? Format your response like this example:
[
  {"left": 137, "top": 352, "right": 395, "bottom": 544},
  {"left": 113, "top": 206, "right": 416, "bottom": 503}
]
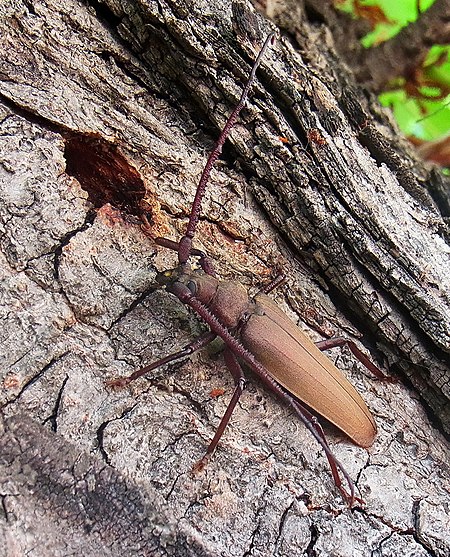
[
  {"left": 106, "top": 330, "right": 217, "bottom": 388},
  {"left": 315, "top": 338, "right": 388, "bottom": 380},
  {"left": 194, "top": 348, "right": 246, "bottom": 472}
]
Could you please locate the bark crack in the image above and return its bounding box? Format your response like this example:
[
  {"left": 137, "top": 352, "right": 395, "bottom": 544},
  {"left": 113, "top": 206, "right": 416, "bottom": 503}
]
[
  {"left": 305, "top": 521, "right": 319, "bottom": 557},
  {"left": 1, "top": 354, "right": 68, "bottom": 410},
  {"left": 96, "top": 403, "right": 139, "bottom": 465},
  {"left": 42, "top": 374, "right": 69, "bottom": 432}
]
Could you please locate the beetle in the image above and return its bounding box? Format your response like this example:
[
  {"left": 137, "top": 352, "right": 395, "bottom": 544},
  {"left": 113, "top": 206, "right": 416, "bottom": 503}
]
[{"left": 108, "top": 33, "right": 384, "bottom": 506}]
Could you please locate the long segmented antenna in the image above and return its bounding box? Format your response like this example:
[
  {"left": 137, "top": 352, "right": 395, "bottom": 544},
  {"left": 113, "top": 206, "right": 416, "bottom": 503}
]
[{"left": 177, "top": 33, "right": 275, "bottom": 265}]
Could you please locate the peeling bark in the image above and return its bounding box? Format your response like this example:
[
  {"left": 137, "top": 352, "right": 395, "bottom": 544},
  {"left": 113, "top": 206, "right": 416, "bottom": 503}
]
[{"left": 0, "top": 0, "right": 449, "bottom": 556}]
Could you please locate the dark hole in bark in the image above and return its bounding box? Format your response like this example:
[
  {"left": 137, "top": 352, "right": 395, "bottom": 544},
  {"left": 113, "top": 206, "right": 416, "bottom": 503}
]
[{"left": 64, "top": 133, "right": 145, "bottom": 216}]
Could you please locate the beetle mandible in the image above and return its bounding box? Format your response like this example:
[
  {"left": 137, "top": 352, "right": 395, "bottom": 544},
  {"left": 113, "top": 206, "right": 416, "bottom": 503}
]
[{"left": 108, "top": 33, "right": 385, "bottom": 506}]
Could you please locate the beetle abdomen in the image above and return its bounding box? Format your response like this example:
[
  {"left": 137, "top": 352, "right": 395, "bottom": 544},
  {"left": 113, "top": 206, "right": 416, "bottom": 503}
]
[{"left": 240, "top": 293, "right": 376, "bottom": 447}]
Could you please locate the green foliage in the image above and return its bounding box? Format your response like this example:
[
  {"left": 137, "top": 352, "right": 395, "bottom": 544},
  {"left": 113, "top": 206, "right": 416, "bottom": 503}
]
[
  {"left": 336, "top": 0, "right": 436, "bottom": 45},
  {"left": 380, "top": 45, "right": 450, "bottom": 141},
  {"left": 336, "top": 0, "right": 449, "bottom": 144}
]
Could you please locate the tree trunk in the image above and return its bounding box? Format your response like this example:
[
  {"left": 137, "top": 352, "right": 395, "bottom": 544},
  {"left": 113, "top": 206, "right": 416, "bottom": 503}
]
[{"left": 0, "top": 1, "right": 449, "bottom": 556}]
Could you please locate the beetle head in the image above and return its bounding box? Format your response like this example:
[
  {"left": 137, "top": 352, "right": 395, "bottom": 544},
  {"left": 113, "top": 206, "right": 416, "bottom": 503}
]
[
  {"left": 155, "top": 265, "right": 219, "bottom": 304},
  {"left": 156, "top": 265, "right": 187, "bottom": 287},
  {"left": 155, "top": 264, "right": 200, "bottom": 289}
]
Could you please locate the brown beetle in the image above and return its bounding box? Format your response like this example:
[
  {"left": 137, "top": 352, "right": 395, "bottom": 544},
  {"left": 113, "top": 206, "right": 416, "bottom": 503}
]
[{"left": 109, "top": 33, "right": 384, "bottom": 506}]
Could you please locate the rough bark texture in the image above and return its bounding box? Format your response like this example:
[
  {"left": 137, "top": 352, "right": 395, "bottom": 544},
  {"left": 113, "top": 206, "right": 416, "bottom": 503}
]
[{"left": 0, "top": 1, "right": 449, "bottom": 556}]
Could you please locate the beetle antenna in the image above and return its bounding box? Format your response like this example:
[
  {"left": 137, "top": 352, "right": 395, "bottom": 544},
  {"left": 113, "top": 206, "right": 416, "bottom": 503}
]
[{"left": 177, "top": 32, "right": 275, "bottom": 265}]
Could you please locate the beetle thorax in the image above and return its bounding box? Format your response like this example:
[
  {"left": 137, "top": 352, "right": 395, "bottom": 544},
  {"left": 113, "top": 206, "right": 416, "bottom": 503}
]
[
  {"left": 198, "top": 275, "right": 251, "bottom": 329},
  {"left": 156, "top": 266, "right": 252, "bottom": 330},
  {"left": 199, "top": 275, "right": 251, "bottom": 330}
]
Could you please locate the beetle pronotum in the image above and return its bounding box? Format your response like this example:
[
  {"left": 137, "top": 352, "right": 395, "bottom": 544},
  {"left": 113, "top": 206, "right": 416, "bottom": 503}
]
[{"left": 109, "top": 33, "right": 384, "bottom": 506}]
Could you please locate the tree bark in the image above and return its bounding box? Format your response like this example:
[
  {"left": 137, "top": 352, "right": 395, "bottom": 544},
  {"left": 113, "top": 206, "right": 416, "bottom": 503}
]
[{"left": 0, "top": 1, "right": 449, "bottom": 556}]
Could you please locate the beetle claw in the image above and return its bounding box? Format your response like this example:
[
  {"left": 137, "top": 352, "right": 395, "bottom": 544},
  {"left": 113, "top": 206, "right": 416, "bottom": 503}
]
[
  {"left": 105, "top": 377, "right": 130, "bottom": 389},
  {"left": 339, "top": 487, "right": 365, "bottom": 508},
  {"left": 192, "top": 455, "right": 210, "bottom": 474}
]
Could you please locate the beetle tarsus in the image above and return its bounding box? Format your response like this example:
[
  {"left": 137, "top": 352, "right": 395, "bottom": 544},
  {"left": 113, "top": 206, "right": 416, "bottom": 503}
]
[
  {"left": 106, "top": 376, "right": 132, "bottom": 389},
  {"left": 258, "top": 273, "right": 286, "bottom": 295},
  {"left": 192, "top": 454, "right": 210, "bottom": 474}
]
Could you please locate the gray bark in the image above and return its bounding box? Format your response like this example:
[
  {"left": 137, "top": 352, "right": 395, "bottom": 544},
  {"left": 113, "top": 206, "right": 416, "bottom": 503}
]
[{"left": 0, "top": 1, "right": 449, "bottom": 556}]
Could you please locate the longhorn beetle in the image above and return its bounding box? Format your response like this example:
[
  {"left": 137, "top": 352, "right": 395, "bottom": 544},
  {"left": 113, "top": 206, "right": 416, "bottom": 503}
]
[{"left": 108, "top": 33, "right": 385, "bottom": 506}]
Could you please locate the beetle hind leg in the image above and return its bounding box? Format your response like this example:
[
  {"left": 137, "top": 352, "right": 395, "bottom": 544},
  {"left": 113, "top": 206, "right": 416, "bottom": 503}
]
[
  {"left": 193, "top": 348, "right": 246, "bottom": 472},
  {"left": 315, "top": 337, "right": 389, "bottom": 380},
  {"left": 258, "top": 273, "right": 286, "bottom": 295},
  {"left": 290, "top": 399, "right": 364, "bottom": 507}
]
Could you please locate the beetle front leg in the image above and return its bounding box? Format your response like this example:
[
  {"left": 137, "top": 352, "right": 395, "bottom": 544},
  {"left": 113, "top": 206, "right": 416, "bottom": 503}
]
[
  {"left": 106, "top": 330, "right": 217, "bottom": 388},
  {"left": 154, "top": 237, "right": 216, "bottom": 277},
  {"left": 315, "top": 338, "right": 388, "bottom": 380},
  {"left": 194, "top": 348, "right": 246, "bottom": 471}
]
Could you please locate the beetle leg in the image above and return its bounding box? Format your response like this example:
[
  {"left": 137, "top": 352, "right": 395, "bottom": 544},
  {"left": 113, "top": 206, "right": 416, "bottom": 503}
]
[
  {"left": 258, "top": 273, "right": 286, "bottom": 295},
  {"left": 315, "top": 338, "right": 388, "bottom": 380},
  {"left": 194, "top": 348, "right": 246, "bottom": 472},
  {"left": 289, "top": 399, "right": 364, "bottom": 507},
  {"left": 198, "top": 256, "right": 216, "bottom": 276},
  {"left": 154, "top": 237, "right": 216, "bottom": 276},
  {"left": 106, "top": 330, "right": 217, "bottom": 388},
  {"left": 154, "top": 237, "right": 180, "bottom": 252}
]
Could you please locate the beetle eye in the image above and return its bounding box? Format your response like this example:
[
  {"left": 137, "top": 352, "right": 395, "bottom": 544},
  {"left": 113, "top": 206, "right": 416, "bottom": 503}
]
[{"left": 187, "top": 280, "right": 197, "bottom": 294}]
